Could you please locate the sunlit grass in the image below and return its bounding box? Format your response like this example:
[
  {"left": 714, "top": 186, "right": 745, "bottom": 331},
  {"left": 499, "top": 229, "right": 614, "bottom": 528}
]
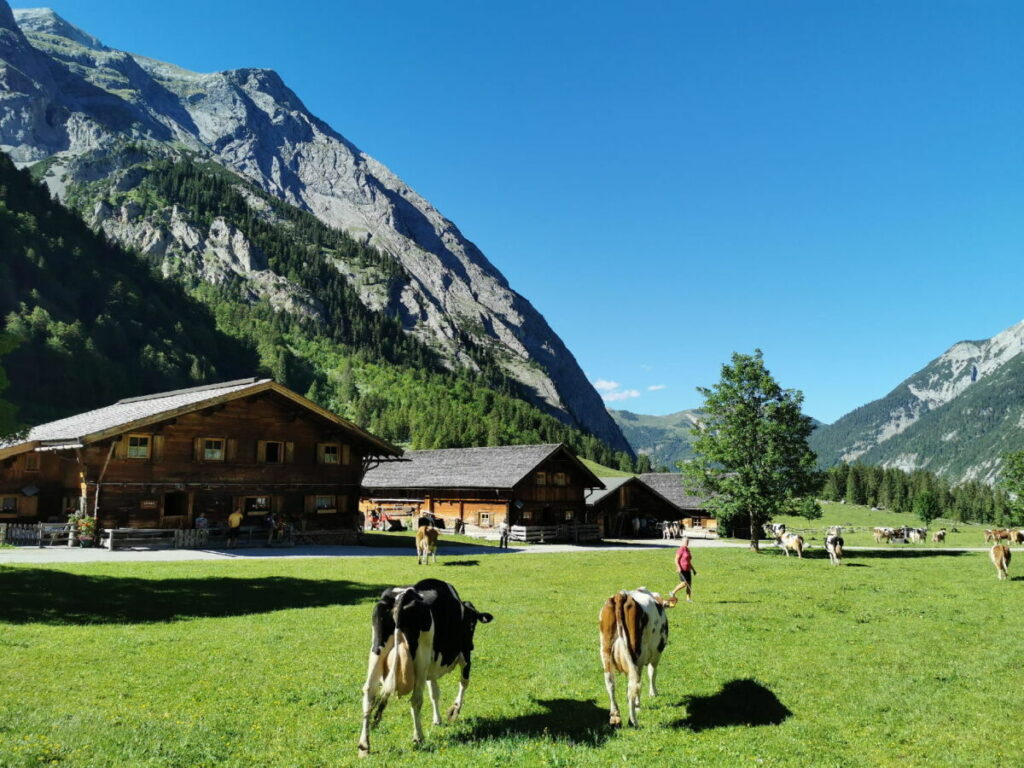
[{"left": 0, "top": 546, "right": 1021, "bottom": 767}]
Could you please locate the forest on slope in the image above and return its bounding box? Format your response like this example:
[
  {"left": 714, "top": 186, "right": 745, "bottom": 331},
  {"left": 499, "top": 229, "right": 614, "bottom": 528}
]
[{"left": 0, "top": 151, "right": 638, "bottom": 469}]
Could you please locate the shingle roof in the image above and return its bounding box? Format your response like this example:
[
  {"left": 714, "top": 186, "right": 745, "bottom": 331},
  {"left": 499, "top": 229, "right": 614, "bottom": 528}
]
[
  {"left": 364, "top": 443, "right": 603, "bottom": 490},
  {"left": 637, "top": 473, "right": 710, "bottom": 511},
  {"left": 1, "top": 378, "right": 400, "bottom": 457},
  {"left": 584, "top": 475, "right": 633, "bottom": 505}
]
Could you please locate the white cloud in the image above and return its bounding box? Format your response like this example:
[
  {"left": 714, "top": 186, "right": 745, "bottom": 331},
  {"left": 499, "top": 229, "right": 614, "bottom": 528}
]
[
  {"left": 647, "top": 384, "right": 667, "bottom": 391},
  {"left": 603, "top": 389, "right": 641, "bottom": 402},
  {"left": 593, "top": 379, "right": 621, "bottom": 392}
]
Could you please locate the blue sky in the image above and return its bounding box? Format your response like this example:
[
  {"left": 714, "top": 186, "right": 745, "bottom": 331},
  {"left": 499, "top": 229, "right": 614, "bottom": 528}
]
[{"left": 29, "top": 0, "right": 1024, "bottom": 423}]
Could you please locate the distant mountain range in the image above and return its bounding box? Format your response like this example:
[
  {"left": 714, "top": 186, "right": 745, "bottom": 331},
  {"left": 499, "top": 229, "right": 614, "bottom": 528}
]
[
  {"left": 608, "top": 409, "right": 703, "bottom": 470},
  {"left": 0, "top": 2, "right": 631, "bottom": 455},
  {"left": 809, "top": 319, "right": 1024, "bottom": 484}
]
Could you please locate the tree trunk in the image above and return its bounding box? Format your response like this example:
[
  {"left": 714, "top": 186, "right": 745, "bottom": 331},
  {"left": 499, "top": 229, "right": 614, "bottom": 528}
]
[{"left": 749, "top": 510, "right": 759, "bottom": 551}]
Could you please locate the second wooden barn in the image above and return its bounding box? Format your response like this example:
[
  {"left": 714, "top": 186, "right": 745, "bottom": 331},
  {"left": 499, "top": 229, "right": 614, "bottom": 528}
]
[{"left": 360, "top": 443, "right": 605, "bottom": 542}]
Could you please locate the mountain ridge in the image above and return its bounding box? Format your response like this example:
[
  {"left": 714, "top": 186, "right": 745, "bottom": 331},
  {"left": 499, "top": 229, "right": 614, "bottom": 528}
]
[{"left": 0, "top": 2, "right": 631, "bottom": 454}]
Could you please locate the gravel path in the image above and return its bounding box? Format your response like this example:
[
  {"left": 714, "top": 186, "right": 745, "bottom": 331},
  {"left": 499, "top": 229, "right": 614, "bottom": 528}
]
[{"left": 0, "top": 537, "right": 1000, "bottom": 564}]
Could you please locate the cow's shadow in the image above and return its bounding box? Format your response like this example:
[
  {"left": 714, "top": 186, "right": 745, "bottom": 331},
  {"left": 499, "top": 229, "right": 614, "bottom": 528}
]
[
  {"left": 442, "top": 560, "right": 481, "bottom": 567},
  {"left": 458, "top": 697, "right": 613, "bottom": 746},
  {"left": 671, "top": 679, "right": 791, "bottom": 731}
]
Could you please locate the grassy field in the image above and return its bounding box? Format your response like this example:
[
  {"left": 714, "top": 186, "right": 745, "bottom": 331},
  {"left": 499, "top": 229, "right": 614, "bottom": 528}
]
[
  {"left": 0, "top": 546, "right": 1021, "bottom": 767},
  {"left": 763, "top": 502, "right": 997, "bottom": 549}
]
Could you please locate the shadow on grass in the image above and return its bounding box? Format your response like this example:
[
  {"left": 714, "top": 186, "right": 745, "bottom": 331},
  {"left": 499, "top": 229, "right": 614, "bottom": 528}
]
[
  {"left": 458, "top": 698, "right": 613, "bottom": 746},
  {"left": 769, "top": 548, "right": 971, "bottom": 560},
  {"left": 672, "top": 679, "right": 791, "bottom": 731},
  {"left": 442, "top": 560, "right": 480, "bottom": 567},
  {"left": 0, "top": 568, "right": 388, "bottom": 625}
]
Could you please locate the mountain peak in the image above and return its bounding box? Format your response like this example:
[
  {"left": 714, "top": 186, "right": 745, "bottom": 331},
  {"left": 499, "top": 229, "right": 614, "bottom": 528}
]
[{"left": 14, "top": 7, "right": 106, "bottom": 51}]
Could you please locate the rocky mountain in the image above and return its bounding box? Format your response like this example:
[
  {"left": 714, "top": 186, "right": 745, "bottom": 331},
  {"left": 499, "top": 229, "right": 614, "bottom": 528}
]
[
  {"left": 0, "top": 2, "right": 630, "bottom": 454},
  {"left": 810, "top": 319, "right": 1024, "bottom": 483},
  {"left": 609, "top": 408, "right": 703, "bottom": 469}
]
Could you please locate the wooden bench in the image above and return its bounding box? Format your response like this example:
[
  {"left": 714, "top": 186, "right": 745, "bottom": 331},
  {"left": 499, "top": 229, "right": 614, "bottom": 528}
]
[{"left": 102, "top": 528, "right": 178, "bottom": 551}]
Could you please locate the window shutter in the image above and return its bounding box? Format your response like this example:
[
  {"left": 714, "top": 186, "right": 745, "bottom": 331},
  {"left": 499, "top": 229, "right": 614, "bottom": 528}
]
[
  {"left": 285, "top": 442, "right": 295, "bottom": 464},
  {"left": 225, "top": 439, "right": 237, "bottom": 462},
  {"left": 152, "top": 435, "right": 165, "bottom": 463},
  {"left": 337, "top": 494, "right": 349, "bottom": 514},
  {"left": 193, "top": 437, "right": 203, "bottom": 462},
  {"left": 304, "top": 495, "right": 315, "bottom": 514},
  {"left": 114, "top": 438, "right": 127, "bottom": 460},
  {"left": 315, "top": 443, "right": 324, "bottom": 464},
  {"left": 273, "top": 495, "right": 284, "bottom": 513},
  {"left": 21, "top": 496, "right": 38, "bottom": 519},
  {"left": 256, "top": 441, "right": 267, "bottom": 464},
  {"left": 342, "top": 444, "right": 351, "bottom": 465}
]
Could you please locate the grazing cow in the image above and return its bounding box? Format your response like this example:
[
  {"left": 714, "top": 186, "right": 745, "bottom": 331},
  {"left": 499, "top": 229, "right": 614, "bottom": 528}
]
[
  {"left": 824, "top": 530, "right": 844, "bottom": 566},
  {"left": 985, "top": 529, "right": 1011, "bottom": 544},
  {"left": 1011, "top": 530, "right": 1024, "bottom": 546},
  {"left": 907, "top": 527, "right": 927, "bottom": 544},
  {"left": 416, "top": 525, "right": 439, "bottom": 565},
  {"left": 357, "top": 579, "right": 494, "bottom": 756},
  {"left": 599, "top": 588, "right": 671, "bottom": 727},
  {"left": 776, "top": 532, "right": 804, "bottom": 558},
  {"left": 932, "top": 529, "right": 947, "bottom": 543},
  {"left": 990, "top": 545, "right": 1012, "bottom": 581},
  {"left": 873, "top": 526, "right": 894, "bottom": 544}
]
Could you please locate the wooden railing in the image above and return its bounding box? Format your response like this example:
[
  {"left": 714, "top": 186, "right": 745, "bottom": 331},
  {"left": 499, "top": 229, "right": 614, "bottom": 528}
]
[
  {"left": 0, "top": 522, "right": 73, "bottom": 547},
  {"left": 510, "top": 524, "right": 600, "bottom": 543}
]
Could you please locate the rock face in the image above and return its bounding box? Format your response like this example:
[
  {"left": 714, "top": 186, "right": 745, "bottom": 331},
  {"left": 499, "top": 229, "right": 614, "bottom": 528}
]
[
  {"left": 810, "top": 319, "right": 1024, "bottom": 483},
  {"left": 0, "top": 3, "right": 631, "bottom": 453}
]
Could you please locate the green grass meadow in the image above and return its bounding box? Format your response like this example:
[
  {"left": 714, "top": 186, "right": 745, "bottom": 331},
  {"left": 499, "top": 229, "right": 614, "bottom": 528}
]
[{"left": 0, "top": 546, "right": 1021, "bottom": 767}]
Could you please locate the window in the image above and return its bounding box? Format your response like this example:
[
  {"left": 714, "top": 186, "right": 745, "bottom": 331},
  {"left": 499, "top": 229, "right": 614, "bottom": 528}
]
[
  {"left": 203, "top": 438, "right": 225, "bottom": 461},
  {"left": 315, "top": 495, "right": 337, "bottom": 514},
  {"left": 564, "top": 510, "right": 574, "bottom": 521},
  {"left": 479, "top": 512, "right": 491, "bottom": 526},
  {"left": 259, "top": 441, "right": 285, "bottom": 464},
  {"left": 553, "top": 472, "right": 569, "bottom": 487},
  {"left": 521, "top": 509, "right": 532, "bottom": 521},
  {"left": 320, "top": 444, "right": 340, "bottom": 464},
  {"left": 0, "top": 496, "right": 17, "bottom": 515},
  {"left": 535, "top": 472, "right": 547, "bottom": 486},
  {"left": 23, "top": 453, "right": 39, "bottom": 471},
  {"left": 244, "top": 497, "right": 271, "bottom": 515},
  {"left": 127, "top": 435, "right": 151, "bottom": 459}
]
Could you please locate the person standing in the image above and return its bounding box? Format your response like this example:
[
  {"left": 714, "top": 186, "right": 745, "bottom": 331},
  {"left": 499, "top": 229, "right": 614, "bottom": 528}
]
[
  {"left": 226, "top": 507, "right": 243, "bottom": 549},
  {"left": 497, "top": 518, "right": 510, "bottom": 549},
  {"left": 669, "top": 537, "right": 696, "bottom": 602}
]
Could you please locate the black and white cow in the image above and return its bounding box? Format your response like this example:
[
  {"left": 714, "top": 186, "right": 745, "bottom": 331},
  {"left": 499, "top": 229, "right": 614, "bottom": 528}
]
[
  {"left": 357, "top": 579, "right": 494, "bottom": 756},
  {"left": 824, "top": 529, "right": 844, "bottom": 566}
]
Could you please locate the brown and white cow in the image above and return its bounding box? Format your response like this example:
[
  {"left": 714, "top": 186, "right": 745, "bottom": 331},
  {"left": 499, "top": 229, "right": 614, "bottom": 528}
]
[
  {"left": 1010, "top": 530, "right": 1024, "bottom": 546},
  {"left": 416, "top": 525, "right": 439, "bottom": 565},
  {"left": 776, "top": 532, "right": 804, "bottom": 558},
  {"left": 824, "top": 530, "right": 844, "bottom": 566},
  {"left": 599, "top": 588, "right": 671, "bottom": 728},
  {"left": 991, "top": 545, "right": 1012, "bottom": 581},
  {"left": 873, "top": 526, "right": 894, "bottom": 544},
  {"left": 358, "top": 579, "right": 493, "bottom": 756},
  {"left": 932, "top": 529, "right": 947, "bottom": 543},
  {"left": 985, "top": 529, "right": 1011, "bottom": 544}
]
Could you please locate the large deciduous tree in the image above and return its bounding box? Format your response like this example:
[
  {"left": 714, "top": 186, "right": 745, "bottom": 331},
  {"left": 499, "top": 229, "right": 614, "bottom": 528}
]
[
  {"left": 682, "top": 350, "right": 818, "bottom": 551},
  {"left": 999, "top": 450, "right": 1024, "bottom": 526}
]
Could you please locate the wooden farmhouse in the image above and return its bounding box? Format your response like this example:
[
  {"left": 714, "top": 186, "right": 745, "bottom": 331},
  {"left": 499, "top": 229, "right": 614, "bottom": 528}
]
[
  {"left": 637, "top": 473, "right": 715, "bottom": 531},
  {"left": 585, "top": 475, "right": 686, "bottom": 538},
  {"left": 360, "top": 443, "right": 605, "bottom": 539},
  {"left": 0, "top": 378, "right": 400, "bottom": 538}
]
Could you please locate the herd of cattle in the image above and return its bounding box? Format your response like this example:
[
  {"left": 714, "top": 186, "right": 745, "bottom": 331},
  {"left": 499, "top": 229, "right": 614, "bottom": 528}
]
[
  {"left": 358, "top": 520, "right": 1023, "bottom": 754},
  {"left": 357, "top": 577, "right": 671, "bottom": 756}
]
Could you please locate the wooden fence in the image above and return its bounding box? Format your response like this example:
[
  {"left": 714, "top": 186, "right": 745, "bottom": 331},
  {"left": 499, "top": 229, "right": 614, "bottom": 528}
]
[
  {"left": 510, "top": 524, "right": 600, "bottom": 543},
  {"left": 0, "top": 522, "right": 73, "bottom": 547}
]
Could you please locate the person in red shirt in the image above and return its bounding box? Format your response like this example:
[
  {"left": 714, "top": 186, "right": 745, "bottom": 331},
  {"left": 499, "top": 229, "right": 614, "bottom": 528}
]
[{"left": 669, "top": 536, "right": 696, "bottom": 602}]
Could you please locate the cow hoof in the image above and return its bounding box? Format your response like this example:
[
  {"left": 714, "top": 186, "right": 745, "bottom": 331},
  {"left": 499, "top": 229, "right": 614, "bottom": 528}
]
[
  {"left": 358, "top": 745, "right": 370, "bottom": 758},
  {"left": 609, "top": 714, "right": 621, "bottom": 727},
  {"left": 447, "top": 705, "right": 461, "bottom": 721}
]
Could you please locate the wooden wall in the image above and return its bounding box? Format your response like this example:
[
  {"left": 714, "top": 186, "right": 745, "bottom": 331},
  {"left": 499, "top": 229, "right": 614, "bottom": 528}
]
[{"left": 0, "top": 392, "right": 374, "bottom": 530}]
